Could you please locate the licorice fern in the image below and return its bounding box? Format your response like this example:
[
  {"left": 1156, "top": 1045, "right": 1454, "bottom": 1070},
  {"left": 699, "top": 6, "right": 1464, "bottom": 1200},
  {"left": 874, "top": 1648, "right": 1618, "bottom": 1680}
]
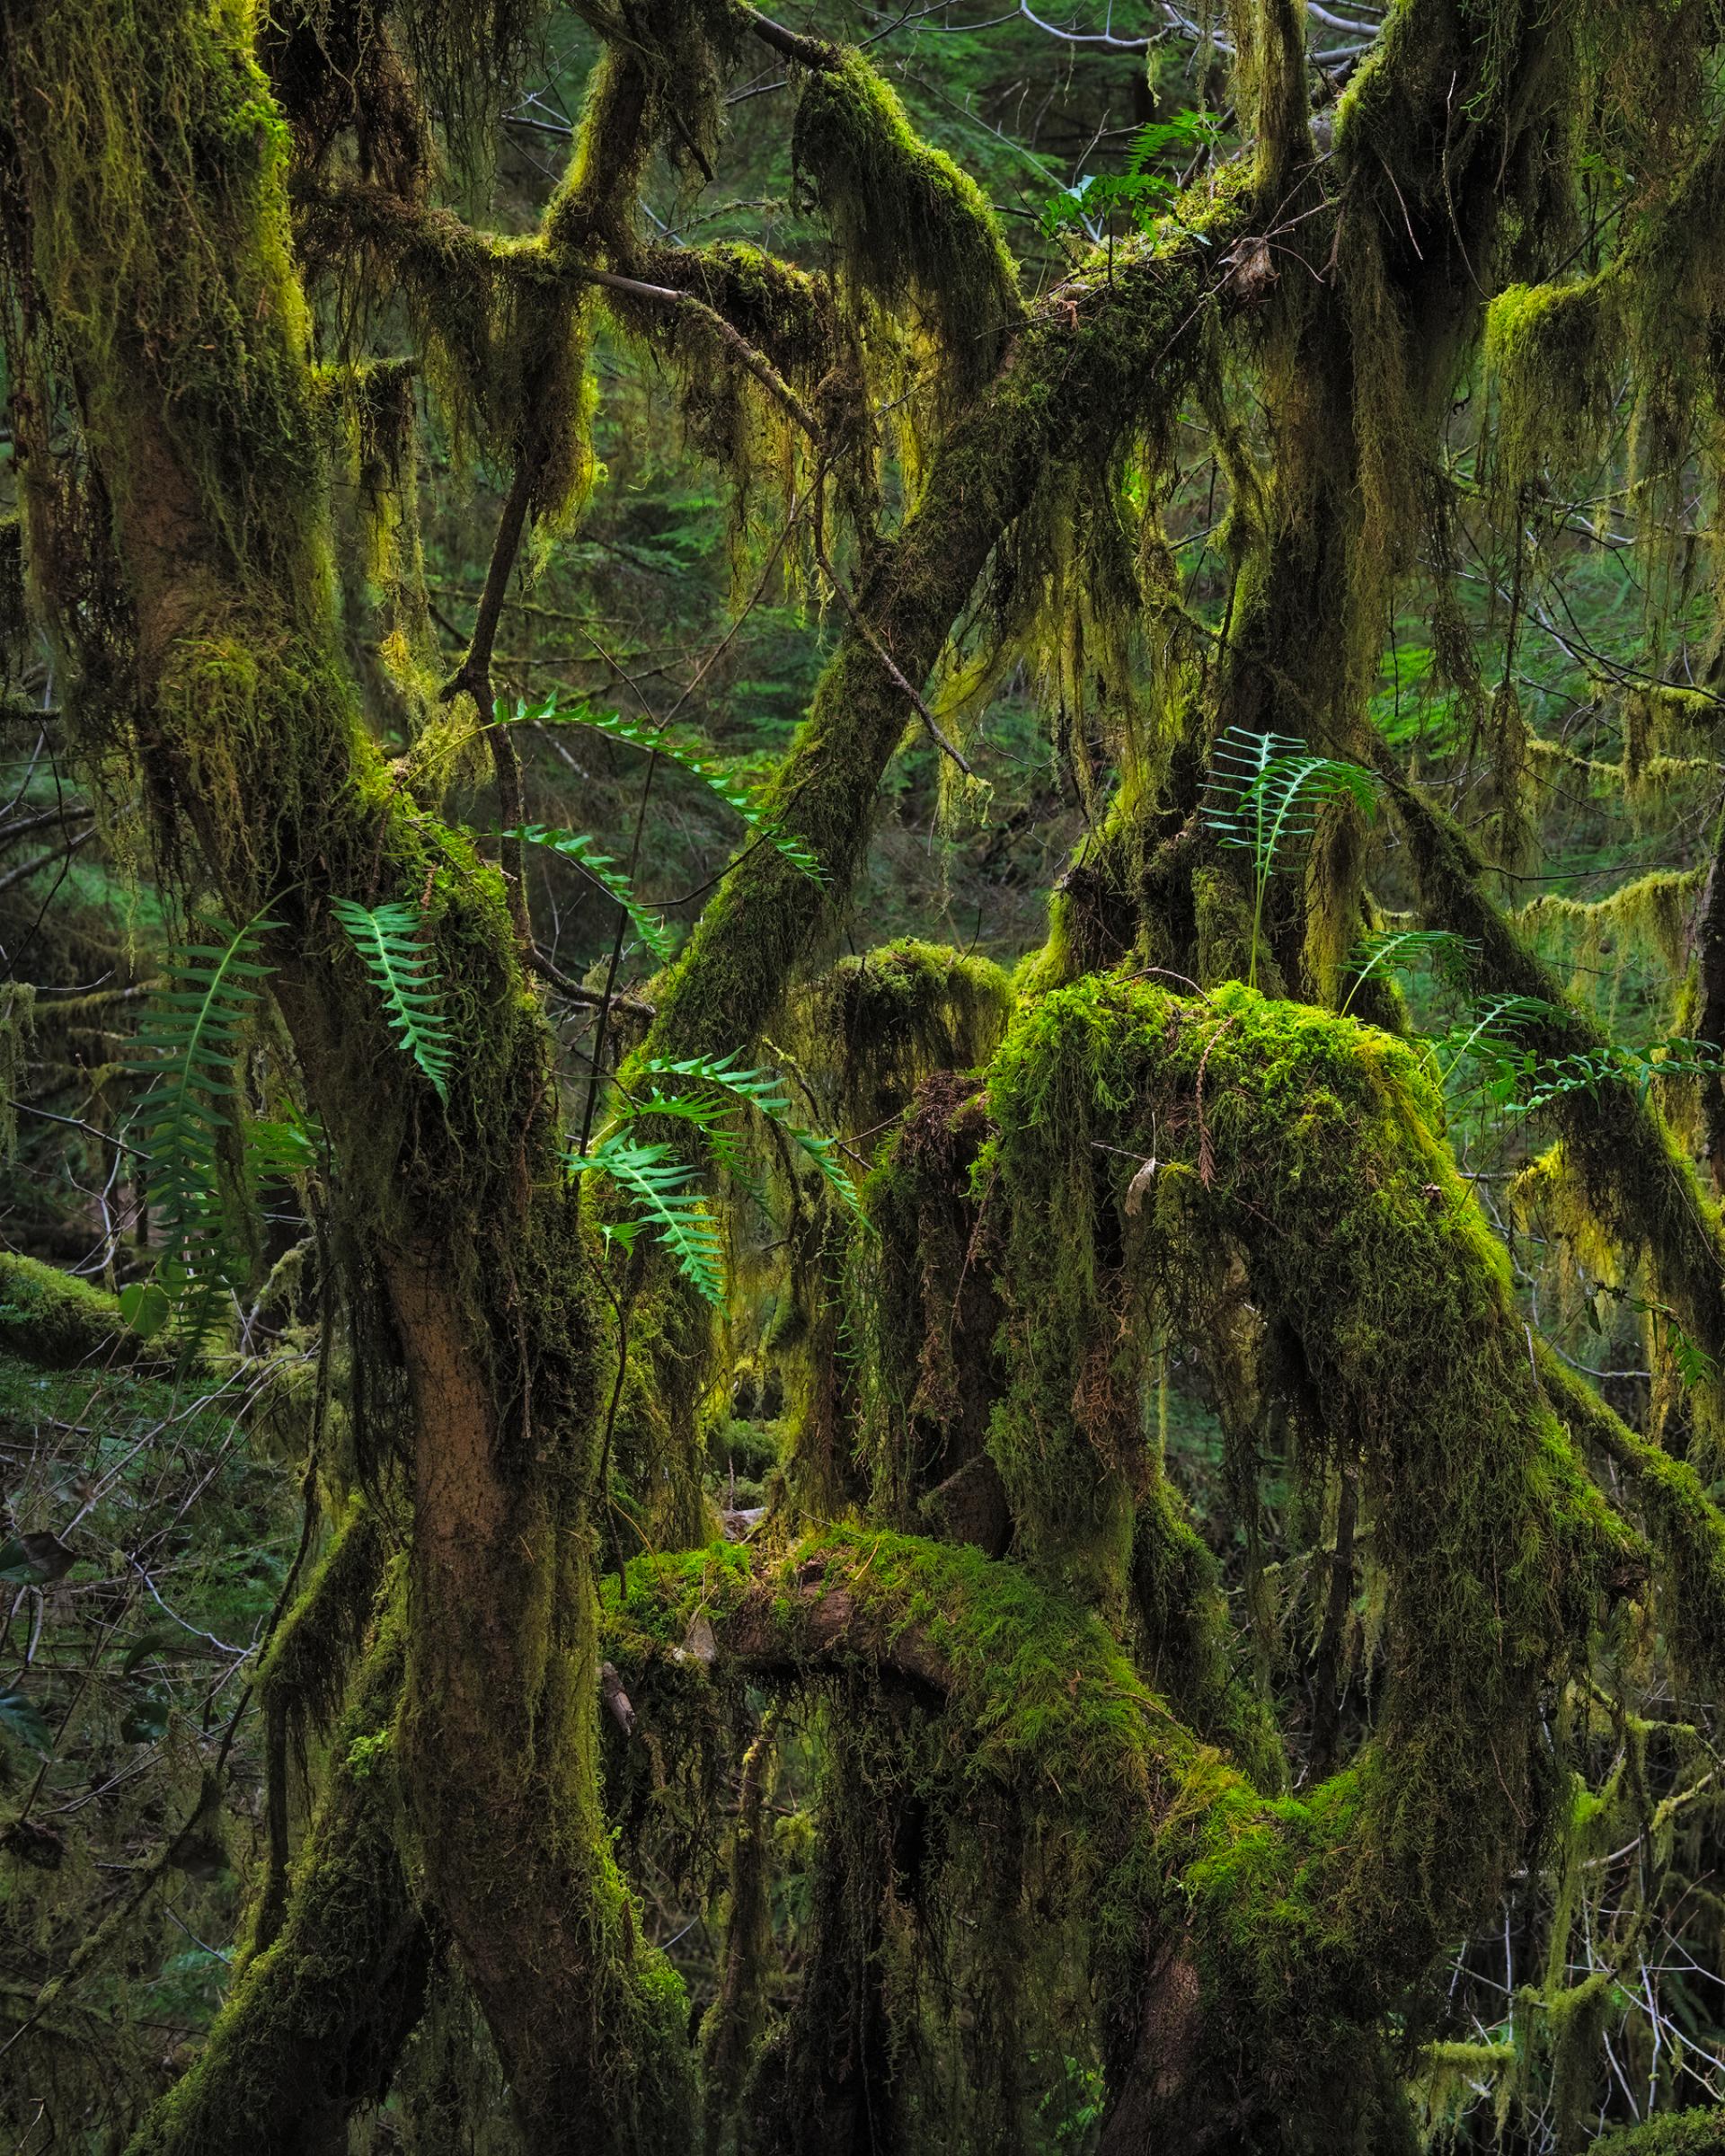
[
  {"left": 505, "top": 694, "right": 824, "bottom": 883},
  {"left": 570, "top": 1136, "right": 725, "bottom": 1303},
  {"left": 577, "top": 1050, "right": 861, "bottom": 1304},
  {"left": 505, "top": 826, "right": 679, "bottom": 962},
  {"left": 1203, "top": 728, "right": 1378, "bottom": 987},
  {"left": 633, "top": 1051, "right": 862, "bottom": 1215},
  {"left": 331, "top": 897, "right": 452, "bottom": 1103},
  {"left": 126, "top": 910, "right": 279, "bottom": 1332}
]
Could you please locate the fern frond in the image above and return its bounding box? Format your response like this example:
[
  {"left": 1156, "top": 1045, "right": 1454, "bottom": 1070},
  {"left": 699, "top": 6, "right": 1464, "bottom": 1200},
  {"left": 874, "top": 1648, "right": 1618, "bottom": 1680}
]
[
  {"left": 126, "top": 910, "right": 279, "bottom": 1332},
  {"left": 785, "top": 1124, "right": 864, "bottom": 1215},
  {"left": 1340, "top": 929, "right": 1480, "bottom": 1013},
  {"left": 632, "top": 1051, "right": 861, "bottom": 1213},
  {"left": 507, "top": 695, "right": 824, "bottom": 883},
  {"left": 1430, "top": 993, "right": 1562, "bottom": 1089},
  {"left": 571, "top": 1135, "right": 726, "bottom": 1303},
  {"left": 634, "top": 1051, "right": 791, "bottom": 1118},
  {"left": 1204, "top": 729, "right": 1376, "bottom": 849},
  {"left": 1202, "top": 729, "right": 1377, "bottom": 989},
  {"left": 506, "top": 827, "right": 678, "bottom": 963},
  {"left": 331, "top": 898, "right": 453, "bottom": 1103}
]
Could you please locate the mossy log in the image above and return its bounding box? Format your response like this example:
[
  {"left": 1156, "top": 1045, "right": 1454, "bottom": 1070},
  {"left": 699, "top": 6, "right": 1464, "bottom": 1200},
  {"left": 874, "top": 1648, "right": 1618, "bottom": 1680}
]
[{"left": 0, "top": 1250, "right": 139, "bottom": 1367}]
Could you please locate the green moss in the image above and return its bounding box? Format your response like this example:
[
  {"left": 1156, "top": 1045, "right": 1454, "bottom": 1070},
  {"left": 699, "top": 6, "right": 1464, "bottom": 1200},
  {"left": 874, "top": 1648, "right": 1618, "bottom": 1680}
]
[
  {"left": 851, "top": 1073, "right": 1002, "bottom": 1532},
  {"left": 1540, "top": 1340, "right": 1725, "bottom": 1692},
  {"left": 792, "top": 49, "right": 1022, "bottom": 410},
  {"left": 798, "top": 937, "right": 1014, "bottom": 1136},
  {"left": 0, "top": 1251, "right": 138, "bottom": 1367},
  {"left": 1595, "top": 2110, "right": 1725, "bottom": 2154},
  {"left": 1485, "top": 278, "right": 1619, "bottom": 493},
  {"left": 605, "top": 975, "right": 1651, "bottom": 2143},
  {"left": 250, "top": 1497, "right": 388, "bottom": 1954}
]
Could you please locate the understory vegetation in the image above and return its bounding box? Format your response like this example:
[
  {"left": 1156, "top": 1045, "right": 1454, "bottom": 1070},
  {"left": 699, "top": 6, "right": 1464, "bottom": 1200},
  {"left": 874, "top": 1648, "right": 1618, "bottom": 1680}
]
[{"left": 10, "top": 0, "right": 1725, "bottom": 2149}]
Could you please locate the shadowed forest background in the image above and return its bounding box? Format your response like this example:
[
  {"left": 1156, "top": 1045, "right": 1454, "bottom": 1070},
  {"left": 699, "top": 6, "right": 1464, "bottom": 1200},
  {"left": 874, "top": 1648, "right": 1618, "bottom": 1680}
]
[{"left": 8, "top": 0, "right": 1725, "bottom": 2149}]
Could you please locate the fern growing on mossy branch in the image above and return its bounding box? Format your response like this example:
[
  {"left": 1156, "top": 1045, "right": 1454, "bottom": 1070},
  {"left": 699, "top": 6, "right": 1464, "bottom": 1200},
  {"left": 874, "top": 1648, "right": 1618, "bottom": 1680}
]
[
  {"left": 504, "top": 826, "right": 679, "bottom": 962},
  {"left": 1340, "top": 928, "right": 1479, "bottom": 1014},
  {"left": 332, "top": 897, "right": 453, "bottom": 1104},
  {"left": 570, "top": 1137, "right": 726, "bottom": 1303},
  {"left": 574, "top": 1050, "right": 861, "bottom": 1303},
  {"left": 1203, "top": 729, "right": 1378, "bottom": 988}
]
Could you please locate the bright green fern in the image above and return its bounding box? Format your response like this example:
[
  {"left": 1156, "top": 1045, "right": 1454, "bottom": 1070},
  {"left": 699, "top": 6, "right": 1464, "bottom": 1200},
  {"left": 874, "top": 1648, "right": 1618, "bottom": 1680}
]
[
  {"left": 332, "top": 897, "right": 453, "bottom": 1104},
  {"left": 505, "top": 826, "right": 679, "bottom": 963},
  {"left": 570, "top": 1136, "right": 726, "bottom": 1303},
  {"left": 505, "top": 694, "right": 824, "bottom": 883},
  {"left": 576, "top": 1049, "right": 862, "bottom": 1305},
  {"left": 632, "top": 1051, "right": 862, "bottom": 1215},
  {"left": 1340, "top": 928, "right": 1479, "bottom": 1015},
  {"left": 1203, "top": 728, "right": 1378, "bottom": 988}
]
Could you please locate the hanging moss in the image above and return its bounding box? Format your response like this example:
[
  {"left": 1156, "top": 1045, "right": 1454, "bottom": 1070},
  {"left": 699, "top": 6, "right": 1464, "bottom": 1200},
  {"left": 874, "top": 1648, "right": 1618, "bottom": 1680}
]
[
  {"left": 851, "top": 1072, "right": 1005, "bottom": 1537},
  {"left": 1540, "top": 1340, "right": 1725, "bottom": 1694},
  {"left": 1485, "top": 278, "right": 1619, "bottom": 495},
  {"left": 794, "top": 938, "right": 1014, "bottom": 1134},
  {"left": 791, "top": 48, "right": 1022, "bottom": 411},
  {"left": 260, "top": 0, "right": 434, "bottom": 202},
  {"left": 1385, "top": 765, "right": 1725, "bottom": 1449},
  {"left": 126, "top": 1595, "right": 430, "bottom": 2156},
  {"left": 251, "top": 1496, "right": 389, "bottom": 1954},
  {"left": 1522, "top": 869, "right": 1703, "bottom": 991}
]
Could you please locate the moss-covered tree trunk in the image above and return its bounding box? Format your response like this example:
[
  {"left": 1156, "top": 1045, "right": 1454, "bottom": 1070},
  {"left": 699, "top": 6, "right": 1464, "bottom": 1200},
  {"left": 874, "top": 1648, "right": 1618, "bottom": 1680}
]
[{"left": 1, "top": 2, "right": 688, "bottom": 2143}]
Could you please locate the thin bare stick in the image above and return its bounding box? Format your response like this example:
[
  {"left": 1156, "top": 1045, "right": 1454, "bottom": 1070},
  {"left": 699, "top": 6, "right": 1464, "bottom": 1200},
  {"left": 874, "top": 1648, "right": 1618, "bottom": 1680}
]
[
  {"left": 574, "top": 266, "right": 825, "bottom": 447},
  {"left": 440, "top": 463, "right": 536, "bottom": 946}
]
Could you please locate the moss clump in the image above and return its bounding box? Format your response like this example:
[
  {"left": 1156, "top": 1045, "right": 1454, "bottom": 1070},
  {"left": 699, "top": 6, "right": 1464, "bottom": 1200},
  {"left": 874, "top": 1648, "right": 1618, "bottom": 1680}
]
[
  {"left": 1485, "top": 278, "right": 1619, "bottom": 493},
  {"left": 606, "top": 977, "right": 1654, "bottom": 2143},
  {"left": 792, "top": 49, "right": 1022, "bottom": 408},
  {"left": 799, "top": 937, "right": 1014, "bottom": 1137},
  {"left": 0, "top": 1251, "right": 139, "bottom": 1367},
  {"left": 1595, "top": 2111, "right": 1725, "bottom": 2154}
]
